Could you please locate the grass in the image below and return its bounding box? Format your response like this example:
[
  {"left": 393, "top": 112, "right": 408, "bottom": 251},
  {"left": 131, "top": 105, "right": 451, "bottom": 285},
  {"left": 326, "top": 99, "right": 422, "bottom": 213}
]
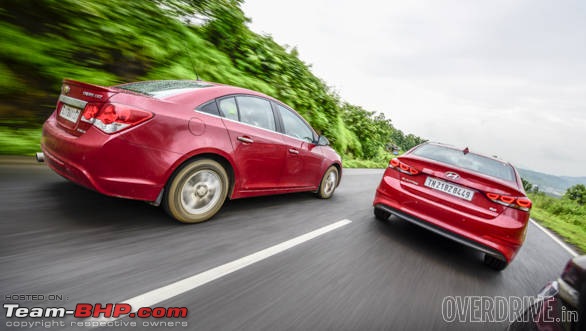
[
  {"left": 0, "top": 126, "right": 42, "bottom": 155},
  {"left": 342, "top": 158, "right": 386, "bottom": 169},
  {"left": 529, "top": 193, "right": 586, "bottom": 254}
]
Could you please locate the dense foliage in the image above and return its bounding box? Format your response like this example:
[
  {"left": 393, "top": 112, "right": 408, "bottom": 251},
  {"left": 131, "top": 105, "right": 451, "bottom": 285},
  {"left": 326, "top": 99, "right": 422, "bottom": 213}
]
[
  {"left": 521, "top": 178, "right": 533, "bottom": 192},
  {"left": 529, "top": 192, "right": 586, "bottom": 252},
  {"left": 564, "top": 184, "right": 586, "bottom": 205},
  {"left": 0, "top": 0, "right": 424, "bottom": 164}
]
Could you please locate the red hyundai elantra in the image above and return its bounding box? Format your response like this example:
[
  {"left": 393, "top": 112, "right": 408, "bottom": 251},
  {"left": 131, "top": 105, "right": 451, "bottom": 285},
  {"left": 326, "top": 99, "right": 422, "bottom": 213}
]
[
  {"left": 373, "top": 142, "right": 531, "bottom": 270},
  {"left": 41, "top": 79, "right": 342, "bottom": 223}
]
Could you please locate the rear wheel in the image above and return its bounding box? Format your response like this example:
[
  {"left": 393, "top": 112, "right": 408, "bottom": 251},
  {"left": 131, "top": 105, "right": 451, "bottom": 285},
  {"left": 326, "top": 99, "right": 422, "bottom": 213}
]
[
  {"left": 374, "top": 207, "right": 391, "bottom": 221},
  {"left": 316, "top": 166, "right": 339, "bottom": 199},
  {"left": 164, "top": 159, "right": 229, "bottom": 223},
  {"left": 483, "top": 254, "right": 508, "bottom": 271}
]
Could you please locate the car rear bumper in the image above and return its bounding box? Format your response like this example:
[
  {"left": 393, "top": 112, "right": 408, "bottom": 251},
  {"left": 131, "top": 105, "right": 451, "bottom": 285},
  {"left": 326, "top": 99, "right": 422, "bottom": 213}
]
[
  {"left": 41, "top": 115, "right": 178, "bottom": 201},
  {"left": 374, "top": 203, "right": 507, "bottom": 261},
  {"left": 373, "top": 174, "right": 528, "bottom": 262}
]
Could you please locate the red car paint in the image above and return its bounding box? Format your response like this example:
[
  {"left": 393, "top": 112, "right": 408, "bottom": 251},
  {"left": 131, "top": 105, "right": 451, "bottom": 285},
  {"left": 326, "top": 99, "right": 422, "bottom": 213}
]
[
  {"left": 41, "top": 79, "right": 341, "bottom": 212},
  {"left": 373, "top": 142, "right": 531, "bottom": 268}
]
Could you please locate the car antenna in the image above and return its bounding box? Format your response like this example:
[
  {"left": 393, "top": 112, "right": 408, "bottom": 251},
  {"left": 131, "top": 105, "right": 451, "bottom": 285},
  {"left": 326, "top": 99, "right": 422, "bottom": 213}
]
[
  {"left": 463, "top": 147, "right": 469, "bottom": 155},
  {"left": 183, "top": 42, "right": 200, "bottom": 81}
]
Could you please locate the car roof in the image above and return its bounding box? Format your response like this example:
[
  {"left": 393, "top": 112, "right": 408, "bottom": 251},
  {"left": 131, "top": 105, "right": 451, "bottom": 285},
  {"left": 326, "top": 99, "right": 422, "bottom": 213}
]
[{"left": 115, "top": 80, "right": 277, "bottom": 106}]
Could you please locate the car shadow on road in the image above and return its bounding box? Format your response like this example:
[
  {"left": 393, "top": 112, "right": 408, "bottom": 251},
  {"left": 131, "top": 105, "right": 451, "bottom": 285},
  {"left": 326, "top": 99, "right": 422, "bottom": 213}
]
[
  {"left": 220, "top": 191, "right": 317, "bottom": 213},
  {"left": 46, "top": 181, "right": 320, "bottom": 229},
  {"left": 46, "top": 181, "right": 173, "bottom": 228},
  {"left": 371, "top": 215, "right": 505, "bottom": 281}
]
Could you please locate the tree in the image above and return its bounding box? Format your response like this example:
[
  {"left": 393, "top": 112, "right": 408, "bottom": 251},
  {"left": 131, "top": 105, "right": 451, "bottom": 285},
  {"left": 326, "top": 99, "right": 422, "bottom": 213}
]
[
  {"left": 0, "top": 0, "right": 427, "bottom": 164},
  {"left": 564, "top": 184, "right": 586, "bottom": 205},
  {"left": 521, "top": 178, "right": 533, "bottom": 193}
]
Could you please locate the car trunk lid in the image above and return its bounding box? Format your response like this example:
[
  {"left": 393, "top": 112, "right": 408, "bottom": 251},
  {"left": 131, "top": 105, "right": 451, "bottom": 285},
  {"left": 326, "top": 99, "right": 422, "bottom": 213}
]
[
  {"left": 393, "top": 154, "right": 527, "bottom": 218},
  {"left": 55, "top": 79, "right": 118, "bottom": 136}
]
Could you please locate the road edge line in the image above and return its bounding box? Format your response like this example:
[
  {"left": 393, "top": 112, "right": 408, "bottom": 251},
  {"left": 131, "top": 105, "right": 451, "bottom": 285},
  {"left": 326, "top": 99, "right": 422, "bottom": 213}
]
[{"left": 530, "top": 218, "right": 578, "bottom": 257}]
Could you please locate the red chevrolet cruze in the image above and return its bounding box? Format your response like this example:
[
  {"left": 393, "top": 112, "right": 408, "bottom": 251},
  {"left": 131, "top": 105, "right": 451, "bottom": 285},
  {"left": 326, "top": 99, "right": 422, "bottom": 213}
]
[
  {"left": 373, "top": 142, "right": 531, "bottom": 270},
  {"left": 41, "top": 79, "right": 342, "bottom": 223}
]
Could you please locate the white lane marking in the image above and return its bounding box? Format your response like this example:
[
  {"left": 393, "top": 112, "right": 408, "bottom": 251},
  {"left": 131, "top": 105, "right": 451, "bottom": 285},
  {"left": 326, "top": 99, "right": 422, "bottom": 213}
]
[
  {"left": 530, "top": 218, "right": 578, "bottom": 257},
  {"left": 90, "top": 219, "right": 352, "bottom": 324}
]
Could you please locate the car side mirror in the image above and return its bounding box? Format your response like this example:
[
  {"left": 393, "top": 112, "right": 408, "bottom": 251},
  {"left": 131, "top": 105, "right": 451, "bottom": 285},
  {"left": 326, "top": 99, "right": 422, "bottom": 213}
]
[{"left": 317, "top": 136, "right": 329, "bottom": 146}]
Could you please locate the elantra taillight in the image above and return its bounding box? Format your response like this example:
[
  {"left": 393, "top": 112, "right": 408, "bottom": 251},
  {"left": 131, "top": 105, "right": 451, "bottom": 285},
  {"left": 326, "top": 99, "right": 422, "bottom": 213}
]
[
  {"left": 82, "top": 103, "right": 153, "bottom": 134},
  {"left": 389, "top": 158, "right": 419, "bottom": 175},
  {"left": 485, "top": 192, "right": 532, "bottom": 211}
]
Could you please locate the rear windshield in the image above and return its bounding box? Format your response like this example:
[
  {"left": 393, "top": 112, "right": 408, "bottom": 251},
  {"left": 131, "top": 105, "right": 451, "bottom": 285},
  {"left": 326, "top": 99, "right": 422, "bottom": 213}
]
[
  {"left": 412, "top": 144, "right": 516, "bottom": 182},
  {"left": 116, "top": 80, "right": 212, "bottom": 98}
]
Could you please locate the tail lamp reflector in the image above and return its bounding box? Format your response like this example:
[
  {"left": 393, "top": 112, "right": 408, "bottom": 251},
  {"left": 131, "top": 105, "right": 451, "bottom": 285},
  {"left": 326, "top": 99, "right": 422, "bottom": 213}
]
[
  {"left": 82, "top": 103, "right": 152, "bottom": 134},
  {"left": 389, "top": 158, "right": 419, "bottom": 175},
  {"left": 83, "top": 104, "right": 100, "bottom": 120},
  {"left": 390, "top": 159, "right": 400, "bottom": 168},
  {"left": 485, "top": 193, "right": 532, "bottom": 211}
]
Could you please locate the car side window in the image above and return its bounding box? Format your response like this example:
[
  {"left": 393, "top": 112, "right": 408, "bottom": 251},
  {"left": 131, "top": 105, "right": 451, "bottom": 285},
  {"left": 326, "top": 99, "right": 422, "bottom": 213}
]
[
  {"left": 276, "top": 104, "right": 314, "bottom": 142},
  {"left": 197, "top": 101, "right": 220, "bottom": 116},
  {"left": 218, "top": 97, "right": 238, "bottom": 121},
  {"left": 235, "top": 96, "right": 276, "bottom": 131}
]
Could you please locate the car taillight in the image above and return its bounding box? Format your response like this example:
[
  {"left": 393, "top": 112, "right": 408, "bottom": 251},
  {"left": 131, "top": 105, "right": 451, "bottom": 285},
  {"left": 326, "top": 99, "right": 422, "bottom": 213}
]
[
  {"left": 97, "top": 104, "right": 117, "bottom": 125},
  {"left": 485, "top": 192, "right": 532, "bottom": 211},
  {"left": 81, "top": 103, "right": 153, "bottom": 134},
  {"left": 82, "top": 104, "right": 100, "bottom": 120},
  {"left": 388, "top": 158, "right": 419, "bottom": 175},
  {"left": 390, "top": 158, "right": 400, "bottom": 168},
  {"left": 516, "top": 198, "right": 532, "bottom": 209}
]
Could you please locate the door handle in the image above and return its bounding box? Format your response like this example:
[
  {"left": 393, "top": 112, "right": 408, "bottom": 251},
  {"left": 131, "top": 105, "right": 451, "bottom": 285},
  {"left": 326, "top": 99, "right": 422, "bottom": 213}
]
[
  {"left": 237, "top": 136, "right": 254, "bottom": 144},
  {"left": 288, "top": 148, "right": 299, "bottom": 154}
]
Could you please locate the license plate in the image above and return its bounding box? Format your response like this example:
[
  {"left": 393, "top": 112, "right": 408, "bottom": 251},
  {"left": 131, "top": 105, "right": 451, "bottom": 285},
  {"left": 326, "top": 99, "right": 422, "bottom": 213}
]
[
  {"left": 424, "top": 177, "right": 474, "bottom": 201},
  {"left": 59, "top": 104, "right": 81, "bottom": 123}
]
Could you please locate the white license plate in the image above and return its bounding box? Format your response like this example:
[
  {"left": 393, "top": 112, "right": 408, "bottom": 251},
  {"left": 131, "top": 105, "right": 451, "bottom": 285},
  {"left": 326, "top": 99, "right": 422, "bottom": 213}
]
[
  {"left": 424, "top": 177, "right": 474, "bottom": 201},
  {"left": 59, "top": 104, "right": 81, "bottom": 123}
]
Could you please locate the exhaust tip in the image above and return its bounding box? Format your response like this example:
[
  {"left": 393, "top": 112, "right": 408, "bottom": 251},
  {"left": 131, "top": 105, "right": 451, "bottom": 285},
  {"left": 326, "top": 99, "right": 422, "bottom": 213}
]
[{"left": 35, "top": 152, "right": 45, "bottom": 163}]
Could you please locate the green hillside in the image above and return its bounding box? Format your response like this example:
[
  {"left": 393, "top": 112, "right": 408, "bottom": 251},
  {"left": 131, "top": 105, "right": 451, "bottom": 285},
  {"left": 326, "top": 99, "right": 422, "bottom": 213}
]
[
  {"left": 519, "top": 168, "right": 586, "bottom": 197},
  {"left": 529, "top": 192, "right": 586, "bottom": 253},
  {"left": 0, "top": 0, "right": 425, "bottom": 166}
]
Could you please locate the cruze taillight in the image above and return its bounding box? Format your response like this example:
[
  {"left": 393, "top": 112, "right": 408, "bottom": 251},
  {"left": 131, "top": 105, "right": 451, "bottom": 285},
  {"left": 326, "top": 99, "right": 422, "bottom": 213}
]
[
  {"left": 389, "top": 158, "right": 419, "bottom": 175},
  {"left": 82, "top": 103, "right": 153, "bottom": 134},
  {"left": 485, "top": 192, "right": 532, "bottom": 211}
]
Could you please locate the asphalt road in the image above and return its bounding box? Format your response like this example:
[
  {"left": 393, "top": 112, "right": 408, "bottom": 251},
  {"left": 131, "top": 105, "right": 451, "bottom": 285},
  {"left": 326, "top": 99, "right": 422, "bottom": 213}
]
[{"left": 0, "top": 161, "right": 575, "bottom": 330}]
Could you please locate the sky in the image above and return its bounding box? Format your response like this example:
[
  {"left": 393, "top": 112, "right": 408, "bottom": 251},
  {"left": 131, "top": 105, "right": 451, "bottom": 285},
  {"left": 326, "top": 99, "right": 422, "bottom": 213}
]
[{"left": 241, "top": 0, "right": 586, "bottom": 177}]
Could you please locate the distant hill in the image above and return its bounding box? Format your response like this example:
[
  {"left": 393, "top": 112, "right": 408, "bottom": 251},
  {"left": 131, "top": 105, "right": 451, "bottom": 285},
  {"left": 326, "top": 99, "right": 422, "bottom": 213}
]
[{"left": 518, "top": 168, "right": 586, "bottom": 197}]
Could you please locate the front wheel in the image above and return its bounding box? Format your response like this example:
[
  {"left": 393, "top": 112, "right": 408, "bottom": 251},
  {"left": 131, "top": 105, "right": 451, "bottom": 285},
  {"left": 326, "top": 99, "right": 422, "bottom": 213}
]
[
  {"left": 164, "top": 159, "right": 229, "bottom": 223},
  {"left": 316, "top": 166, "right": 339, "bottom": 199}
]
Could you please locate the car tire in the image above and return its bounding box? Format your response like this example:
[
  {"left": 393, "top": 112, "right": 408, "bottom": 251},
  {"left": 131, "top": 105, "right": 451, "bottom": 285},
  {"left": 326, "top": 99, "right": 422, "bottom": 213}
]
[
  {"left": 164, "top": 159, "right": 229, "bottom": 223},
  {"left": 316, "top": 166, "right": 339, "bottom": 199},
  {"left": 374, "top": 207, "right": 391, "bottom": 221},
  {"left": 483, "top": 254, "right": 508, "bottom": 271}
]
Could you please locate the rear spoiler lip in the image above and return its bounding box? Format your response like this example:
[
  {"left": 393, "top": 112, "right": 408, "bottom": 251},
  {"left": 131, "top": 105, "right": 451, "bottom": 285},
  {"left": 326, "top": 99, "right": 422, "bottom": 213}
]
[{"left": 62, "top": 78, "right": 119, "bottom": 93}]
